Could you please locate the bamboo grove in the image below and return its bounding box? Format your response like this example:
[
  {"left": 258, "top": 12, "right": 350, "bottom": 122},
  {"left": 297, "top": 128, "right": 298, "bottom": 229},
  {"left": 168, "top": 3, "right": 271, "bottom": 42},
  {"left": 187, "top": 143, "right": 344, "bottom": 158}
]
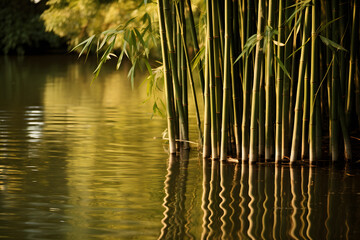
[
  {"left": 75, "top": 0, "right": 359, "bottom": 164},
  {"left": 156, "top": 0, "right": 359, "bottom": 164}
]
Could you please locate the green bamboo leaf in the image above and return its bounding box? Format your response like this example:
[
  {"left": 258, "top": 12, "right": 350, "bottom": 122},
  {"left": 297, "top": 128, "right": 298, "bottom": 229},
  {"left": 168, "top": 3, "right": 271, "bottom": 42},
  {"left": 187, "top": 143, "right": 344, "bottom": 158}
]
[
  {"left": 71, "top": 35, "right": 95, "bottom": 57},
  {"left": 191, "top": 46, "right": 205, "bottom": 71},
  {"left": 144, "top": 59, "right": 153, "bottom": 77},
  {"left": 285, "top": 0, "right": 310, "bottom": 25},
  {"left": 92, "top": 61, "right": 103, "bottom": 84},
  {"left": 127, "top": 59, "right": 137, "bottom": 89},
  {"left": 97, "top": 29, "right": 123, "bottom": 52},
  {"left": 319, "top": 35, "right": 347, "bottom": 52},
  {"left": 129, "top": 30, "right": 137, "bottom": 56},
  {"left": 317, "top": 17, "right": 342, "bottom": 34},
  {"left": 286, "top": 0, "right": 311, "bottom": 9},
  {"left": 127, "top": 64, "right": 134, "bottom": 89},
  {"left": 134, "top": 28, "right": 146, "bottom": 47},
  {"left": 92, "top": 36, "right": 116, "bottom": 83},
  {"left": 98, "top": 34, "right": 111, "bottom": 51},
  {"left": 124, "top": 17, "right": 136, "bottom": 28},
  {"left": 314, "top": 55, "right": 334, "bottom": 102},
  {"left": 116, "top": 41, "right": 128, "bottom": 70},
  {"left": 275, "top": 56, "right": 292, "bottom": 81},
  {"left": 234, "top": 33, "right": 259, "bottom": 64}
]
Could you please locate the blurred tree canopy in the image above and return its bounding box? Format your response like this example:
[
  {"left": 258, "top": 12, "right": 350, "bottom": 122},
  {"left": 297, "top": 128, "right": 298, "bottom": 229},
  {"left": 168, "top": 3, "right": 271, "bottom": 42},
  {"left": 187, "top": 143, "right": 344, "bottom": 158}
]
[
  {"left": 41, "top": 0, "right": 159, "bottom": 50},
  {"left": 0, "top": 0, "right": 204, "bottom": 55},
  {"left": 0, "top": 0, "right": 65, "bottom": 54}
]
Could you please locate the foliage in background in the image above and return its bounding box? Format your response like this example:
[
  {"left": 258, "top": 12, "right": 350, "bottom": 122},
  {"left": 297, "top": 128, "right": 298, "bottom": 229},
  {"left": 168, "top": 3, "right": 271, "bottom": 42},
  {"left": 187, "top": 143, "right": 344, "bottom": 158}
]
[
  {"left": 0, "top": 0, "right": 64, "bottom": 55},
  {"left": 42, "top": 0, "right": 157, "bottom": 49}
]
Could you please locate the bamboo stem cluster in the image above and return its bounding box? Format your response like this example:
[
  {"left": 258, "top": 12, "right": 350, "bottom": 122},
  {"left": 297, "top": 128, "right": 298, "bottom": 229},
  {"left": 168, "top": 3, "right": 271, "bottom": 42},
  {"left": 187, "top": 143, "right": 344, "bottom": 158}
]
[{"left": 158, "top": 0, "right": 359, "bottom": 163}]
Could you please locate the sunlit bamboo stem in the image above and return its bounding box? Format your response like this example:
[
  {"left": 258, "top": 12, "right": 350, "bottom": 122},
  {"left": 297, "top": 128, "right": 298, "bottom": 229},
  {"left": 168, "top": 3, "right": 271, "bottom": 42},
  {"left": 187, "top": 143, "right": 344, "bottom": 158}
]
[
  {"left": 220, "top": 0, "right": 232, "bottom": 161},
  {"left": 186, "top": 0, "right": 205, "bottom": 96},
  {"left": 174, "top": 1, "right": 203, "bottom": 145},
  {"left": 290, "top": 6, "right": 310, "bottom": 164},
  {"left": 249, "top": 0, "right": 265, "bottom": 163},
  {"left": 163, "top": 0, "right": 189, "bottom": 148},
  {"left": 241, "top": 0, "right": 252, "bottom": 161},
  {"left": 206, "top": 0, "right": 219, "bottom": 159},
  {"left": 203, "top": 40, "right": 211, "bottom": 158},
  {"left": 157, "top": 0, "right": 176, "bottom": 154},
  {"left": 309, "top": 0, "right": 318, "bottom": 163},
  {"left": 275, "top": 0, "right": 284, "bottom": 163},
  {"left": 265, "top": 0, "right": 275, "bottom": 161},
  {"left": 330, "top": 0, "right": 339, "bottom": 162},
  {"left": 346, "top": 0, "right": 358, "bottom": 125}
]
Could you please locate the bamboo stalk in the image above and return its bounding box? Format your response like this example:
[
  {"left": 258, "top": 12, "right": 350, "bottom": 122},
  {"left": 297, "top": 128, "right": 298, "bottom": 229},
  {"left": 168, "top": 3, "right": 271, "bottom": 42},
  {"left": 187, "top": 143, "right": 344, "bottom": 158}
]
[
  {"left": 309, "top": 0, "right": 318, "bottom": 164},
  {"left": 356, "top": 58, "right": 360, "bottom": 128},
  {"left": 163, "top": 0, "right": 189, "bottom": 148},
  {"left": 157, "top": 0, "right": 176, "bottom": 154},
  {"left": 324, "top": 0, "right": 332, "bottom": 157},
  {"left": 282, "top": 0, "right": 293, "bottom": 159},
  {"left": 265, "top": 0, "right": 275, "bottom": 161},
  {"left": 179, "top": 1, "right": 189, "bottom": 148},
  {"left": 186, "top": 0, "right": 205, "bottom": 96},
  {"left": 174, "top": 0, "right": 203, "bottom": 146},
  {"left": 290, "top": 5, "right": 310, "bottom": 164},
  {"left": 217, "top": 0, "right": 225, "bottom": 55},
  {"left": 275, "top": 0, "right": 284, "bottom": 163},
  {"left": 346, "top": 0, "right": 358, "bottom": 125},
  {"left": 220, "top": 0, "right": 232, "bottom": 161},
  {"left": 338, "top": 92, "right": 352, "bottom": 161},
  {"left": 231, "top": 0, "right": 242, "bottom": 159},
  {"left": 301, "top": 64, "right": 309, "bottom": 160},
  {"left": 203, "top": 39, "right": 211, "bottom": 158},
  {"left": 240, "top": 0, "right": 253, "bottom": 162},
  {"left": 330, "top": 0, "right": 339, "bottom": 162},
  {"left": 206, "top": 0, "right": 219, "bottom": 159},
  {"left": 212, "top": 0, "right": 222, "bottom": 146},
  {"left": 258, "top": 57, "right": 265, "bottom": 159},
  {"left": 249, "top": 0, "right": 265, "bottom": 163}
]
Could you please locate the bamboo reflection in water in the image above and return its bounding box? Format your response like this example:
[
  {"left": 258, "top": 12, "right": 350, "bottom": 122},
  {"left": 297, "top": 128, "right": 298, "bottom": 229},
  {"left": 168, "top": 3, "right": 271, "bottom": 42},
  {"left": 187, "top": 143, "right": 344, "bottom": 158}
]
[
  {"left": 159, "top": 151, "right": 191, "bottom": 240},
  {"left": 300, "top": 166, "right": 309, "bottom": 239},
  {"left": 229, "top": 165, "right": 241, "bottom": 238},
  {"left": 247, "top": 164, "right": 257, "bottom": 240},
  {"left": 219, "top": 162, "right": 238, "bottom": 239},
  {"left": 208, "top": 160, "right": 223, "bottom": 239},
  {"left": 273, "top": 166, "right": 281, "bottom": 239},
  {"left": 261, "top": 165, "right": 274, "bottom": 239},
  {"left": 306, "top": 166, "right": 315, "bottom": 239},
  {"left": 344, "top": 166, "right": 360, "bottom": 239},
  {"left": 315, "top": 167, "right": 329, "bottom": 238},
  {"left": 281, "top": 167, "right": 292, "bottom": 238},
  {"left": 256, "top": 165, "right": 265, "bottom": 238},
  {"left": 326, "top": 166, "right": 345, "bottom": 239},
  {"left": 179, "top": 150, "right": 195, "bottom": 239},
  {"left": 162, "top": 159, "right": 359, "bottom": 239},
  {"left": 201, "top": 159, "right": 211, "bottom": 240},
  {"left": 289, "top": 166, "right": 302, "bottom": 240},
  {"left": 239, "top": 164, "right": 250, "bottom": 239}
]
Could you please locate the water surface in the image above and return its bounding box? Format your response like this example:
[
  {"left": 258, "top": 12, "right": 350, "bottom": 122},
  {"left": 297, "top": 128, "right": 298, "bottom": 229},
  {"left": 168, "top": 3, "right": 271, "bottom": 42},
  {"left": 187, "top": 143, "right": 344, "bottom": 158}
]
[{"left": 0, "top": 56, "right": 359, "bottom": 239}]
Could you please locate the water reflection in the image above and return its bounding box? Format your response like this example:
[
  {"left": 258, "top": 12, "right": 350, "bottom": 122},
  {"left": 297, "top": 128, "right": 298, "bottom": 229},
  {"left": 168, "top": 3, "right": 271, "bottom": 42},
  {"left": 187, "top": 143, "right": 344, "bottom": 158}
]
[
  {"left": 159, "top": 150, "right": 193, "bottom": 240},
  {"left": 160, "top": 162, "right": 360, "bottom": 239},
  {"left": 0, "top": 56, "right": 167, "bottom": 239}
]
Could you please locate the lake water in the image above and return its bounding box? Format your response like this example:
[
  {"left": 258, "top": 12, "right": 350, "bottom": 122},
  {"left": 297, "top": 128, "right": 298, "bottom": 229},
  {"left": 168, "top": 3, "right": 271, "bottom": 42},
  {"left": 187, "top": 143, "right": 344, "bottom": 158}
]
[{"left": 0, "top": 55, "right": 359, "bottom": 239}]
